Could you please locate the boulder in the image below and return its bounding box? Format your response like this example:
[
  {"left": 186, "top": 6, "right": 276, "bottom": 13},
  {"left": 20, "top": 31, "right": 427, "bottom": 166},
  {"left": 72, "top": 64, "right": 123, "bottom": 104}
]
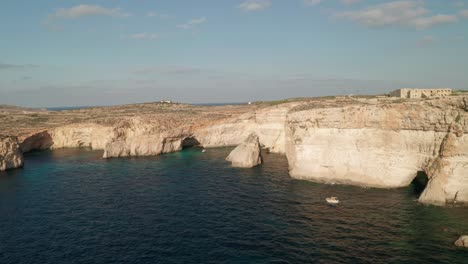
[
  {"left": 454, "top": 235, "right": 468, "bottom": 248},
  {"left": 226, "top": 133, "right": 262, "bottom": 168}
]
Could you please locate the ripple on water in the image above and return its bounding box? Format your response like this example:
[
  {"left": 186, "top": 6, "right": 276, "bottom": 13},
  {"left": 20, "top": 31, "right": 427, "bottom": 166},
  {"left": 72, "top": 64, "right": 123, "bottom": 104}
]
[{"left": 1, "top": 148, "right": 468, "bottom": 264}]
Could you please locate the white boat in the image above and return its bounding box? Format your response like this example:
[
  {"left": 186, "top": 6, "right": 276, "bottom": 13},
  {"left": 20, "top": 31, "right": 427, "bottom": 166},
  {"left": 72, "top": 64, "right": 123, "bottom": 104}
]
[
  {"left": 326, "top": 197, "right": 339, "bottom": 204},
  {"left": 202, "top": 149, "right": 206, "bottom": 153}
]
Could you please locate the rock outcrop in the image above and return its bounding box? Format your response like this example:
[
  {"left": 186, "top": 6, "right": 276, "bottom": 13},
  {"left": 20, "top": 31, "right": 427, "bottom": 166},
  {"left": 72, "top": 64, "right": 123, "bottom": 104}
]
[
  {"left": 226, "top": 133, "right": 262, "bottom": 168},
  {"left": 0, "top": 136, "right": 24, "bottom": 171},
  {"left": 454, "top": 235, "right": 468, "bottom": 247},
  {"left": 51, "top": 124, "right": 114, "bottom": 150},
  {"left": 102, "top": 118, "right": 192, "bottom": 158}
]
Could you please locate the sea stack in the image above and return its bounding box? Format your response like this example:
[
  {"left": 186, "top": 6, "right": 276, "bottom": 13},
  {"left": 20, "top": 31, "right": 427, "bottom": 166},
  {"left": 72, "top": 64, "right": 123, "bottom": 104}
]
[{"left": 226, "top": 133, "right": 262, "bottom": 168}]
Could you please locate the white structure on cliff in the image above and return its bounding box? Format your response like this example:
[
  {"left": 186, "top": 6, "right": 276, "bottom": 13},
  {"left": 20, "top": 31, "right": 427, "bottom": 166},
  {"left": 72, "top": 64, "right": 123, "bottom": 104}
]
[{"left": 390, "top": 88, "right": 452, "bottom": 99}]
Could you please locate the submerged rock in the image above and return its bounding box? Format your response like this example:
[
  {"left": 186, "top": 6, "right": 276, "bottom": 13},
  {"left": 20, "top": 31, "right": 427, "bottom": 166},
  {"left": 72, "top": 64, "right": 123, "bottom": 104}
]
[
  {"left": 0, "top": 136, "right": 24, "bottom": 171},
  {"left": 454, "top": 236, "right": 468, "bottom": 247},
  {"left": 226, "top": 133, "right": 262, "bottom": 168}
]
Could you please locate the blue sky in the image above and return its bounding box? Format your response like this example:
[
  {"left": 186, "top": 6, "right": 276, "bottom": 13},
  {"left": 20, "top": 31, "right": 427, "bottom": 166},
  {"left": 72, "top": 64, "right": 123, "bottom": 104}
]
[{"left": 1, "top": 0, "right": 467, "bottom": 107}]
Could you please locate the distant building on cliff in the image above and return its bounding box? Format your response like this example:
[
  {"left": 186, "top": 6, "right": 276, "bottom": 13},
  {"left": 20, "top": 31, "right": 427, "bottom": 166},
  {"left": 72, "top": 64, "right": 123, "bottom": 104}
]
[{"left": 390, "top": 88, "right": 452, "bottom": 99}]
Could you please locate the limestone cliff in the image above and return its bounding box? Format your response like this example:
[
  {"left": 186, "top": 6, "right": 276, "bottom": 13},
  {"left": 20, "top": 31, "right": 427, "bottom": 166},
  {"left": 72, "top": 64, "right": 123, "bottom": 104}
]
[
  {"left": 195, "top": 103, "right": 296, "bottom": 153},
  {"left": 102, "top": 118, "right": 193, "bottom": 158},
  {"left": 51, "top": 124, "right": 114, "bottom": 150},
  {"left": 226, "top": 133, "right": 262, "bottom": 168},
  {"left": 0, "top": 136, "right": 24, "bottom": 171},
  {"left": 284, "top": 98, "right": 468, "bottom": 206},
  {"left": 4, "top": 97, "right": 468, "bottom": 206}
]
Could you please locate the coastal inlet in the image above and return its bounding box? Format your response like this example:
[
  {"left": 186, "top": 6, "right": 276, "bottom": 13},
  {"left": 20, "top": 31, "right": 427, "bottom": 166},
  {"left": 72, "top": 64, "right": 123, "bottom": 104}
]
[{"left": 1, "top": 148, "right": 468, "bottom": 263}]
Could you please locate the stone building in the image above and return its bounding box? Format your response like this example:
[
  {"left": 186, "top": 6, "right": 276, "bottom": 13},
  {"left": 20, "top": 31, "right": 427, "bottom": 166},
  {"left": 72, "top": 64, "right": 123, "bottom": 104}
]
[{"left": 390, "top": 88, "right": 452, "bottom": 99}]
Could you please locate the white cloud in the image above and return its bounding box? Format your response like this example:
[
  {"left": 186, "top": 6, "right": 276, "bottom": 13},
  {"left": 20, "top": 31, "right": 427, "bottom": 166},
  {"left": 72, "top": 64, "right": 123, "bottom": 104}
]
[
  {"left": 460, "top": 10, "right": 468, "bottom": 18},
  {"left": 408, "top": 14, "right": 458, "bottom": 29},
  {"left": 239, "top": 0, "right": 271, "bottom": 11},
  {"left": 454, "top": 1, "right": 465, "bottom": 8},
  {"left": 44, "top": 4, "right": 130, "bottom": 30},
  {"left": 341, "top": 0, "right": 361, "bottom": 5},
  {"left": 177, "top": 17, "right": 207, "bottom": 29},
  {"left": 0, "top": 63, "right": 38, "bottom": 70},
  {"left": 147, "top": 12, "right": 172, "bottom": 19},
  {"left": 335, "top": 1, "right": 458, "bottom": 29},
  {"left": 417, "top": 35, "right": 437, "bottom": 47},
  {"left": 130, "top": 33, "right": 159, "bottom": 40},
  {"left": 304, "top": 0, "right": 322, "bottom": 6},
  {"left": 133, "top": 66, "right": 202, "bottom": 75},
  {"left": 304, "top": 0, "right": 361, "bottom": 7},
  {"left": 50, "top": 5, "right": 130, "bottom": 19},
  {"left": 147, "top": 12, "right": 158, "bottom": 17}
]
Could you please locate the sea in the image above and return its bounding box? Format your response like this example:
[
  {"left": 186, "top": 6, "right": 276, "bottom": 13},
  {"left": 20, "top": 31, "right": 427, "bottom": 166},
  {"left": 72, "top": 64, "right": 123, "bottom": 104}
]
[{"left": 1, "top": 147, "right": 467, "bottom": 263}]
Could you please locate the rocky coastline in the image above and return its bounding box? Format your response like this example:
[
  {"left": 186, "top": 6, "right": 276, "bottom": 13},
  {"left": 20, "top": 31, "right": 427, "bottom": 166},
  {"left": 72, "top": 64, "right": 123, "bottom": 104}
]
[{"left": 1, "top": 96, "right": 468, "bottom": 207}]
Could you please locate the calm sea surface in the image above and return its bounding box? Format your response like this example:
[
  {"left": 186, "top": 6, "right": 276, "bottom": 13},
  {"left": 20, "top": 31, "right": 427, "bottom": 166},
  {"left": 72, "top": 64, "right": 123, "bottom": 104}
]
[{"left": 1, "top": 148, "right": 467, "bottom": 263}]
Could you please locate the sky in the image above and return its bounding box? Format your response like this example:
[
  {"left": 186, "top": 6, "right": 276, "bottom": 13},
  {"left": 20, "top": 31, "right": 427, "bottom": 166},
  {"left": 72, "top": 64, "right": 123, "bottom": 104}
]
[{"left": 0, "top": 0, "right": 467, "bottom": 107}]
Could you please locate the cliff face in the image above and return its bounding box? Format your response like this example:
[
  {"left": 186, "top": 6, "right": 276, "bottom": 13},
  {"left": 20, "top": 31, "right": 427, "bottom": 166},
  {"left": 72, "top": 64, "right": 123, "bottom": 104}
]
[
  {"left": 195, "top": 97, "right": 468, "bottom": 206},
  {"left": 42, "top": 118, "right": 193, "bottom": 158},
  {"left": 0, "top": 136, "right": 24, "bottom": 171},
  {"left": 102, "top": 118, "right": 192, "bottom": 158},
  {"left": 51, "top": 124, "right": 114, "bottom": 150},
  {"left": 284, "top": 98, "right": 468, "bottom": 206},
  {"left": 195, "top": 103, "right": 297, "bottom": 153},
  {"left": 4, "top": 97, "right": 468, "bottom": 206}
]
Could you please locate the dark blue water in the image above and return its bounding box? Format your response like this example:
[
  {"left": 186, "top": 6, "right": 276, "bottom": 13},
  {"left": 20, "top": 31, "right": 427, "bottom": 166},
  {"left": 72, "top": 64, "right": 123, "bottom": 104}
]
[{"left": 1, "top": 148, "right": 467, "bottom": 263}]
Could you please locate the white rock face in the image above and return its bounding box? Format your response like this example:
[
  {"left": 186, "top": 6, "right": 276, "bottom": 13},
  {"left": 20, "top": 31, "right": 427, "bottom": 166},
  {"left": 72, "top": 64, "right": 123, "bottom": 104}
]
[
  {"left": 195, "top": 103, "right": 297, "bottom": 153},
  {"left": 0, "top": 136, "right": 24, "bottom": 171},
  {"left": 103, "top": 136, "right": 185, "bottom": 158},
  {"left": 286, "top": 128, "right": 445, "bottom": 188},
  {"left": 226, "top": 133, "right": 262, "bottom": 168},
  {"left": 102, "top": 118, "right": 192, "bottom": 158},
  {"left": 194, "top": 112, "right": 256, "bottom": 148},
  {"left": 285, "top": 99, "right": 468, "bottom": 206},
  {"left": 454, "top": 235, "right": 468, "bottom": 247},
  {"left": 51, "top": 124, "right": 114, "bottom": 150}
]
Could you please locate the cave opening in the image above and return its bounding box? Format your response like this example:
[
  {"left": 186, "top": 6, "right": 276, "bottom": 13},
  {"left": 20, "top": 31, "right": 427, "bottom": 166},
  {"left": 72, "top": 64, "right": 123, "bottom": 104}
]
[
  {"left": 181, "top": 137, "right": 200, "bottom": 149},
  {"left": 411, "top": 171, "right": 429, "bottom": 196}
]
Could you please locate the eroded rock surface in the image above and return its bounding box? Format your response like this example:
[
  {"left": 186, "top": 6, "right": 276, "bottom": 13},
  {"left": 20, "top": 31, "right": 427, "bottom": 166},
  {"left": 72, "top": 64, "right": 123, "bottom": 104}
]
[
  {"left": 226, "top": 133, "right": 262, "bottom": 168},
  {"left": 0, "top": 136, "right": 24, "bottom": 171}
]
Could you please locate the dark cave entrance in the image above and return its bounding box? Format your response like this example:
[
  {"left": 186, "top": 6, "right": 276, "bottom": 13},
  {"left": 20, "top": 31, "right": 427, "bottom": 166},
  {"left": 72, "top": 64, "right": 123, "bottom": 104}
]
[
  {"left": 410, "top": 171, "right": 429, "bottom": 196},
  {"left": 181, "top": 137, "right": 200, "bottom": 149}
]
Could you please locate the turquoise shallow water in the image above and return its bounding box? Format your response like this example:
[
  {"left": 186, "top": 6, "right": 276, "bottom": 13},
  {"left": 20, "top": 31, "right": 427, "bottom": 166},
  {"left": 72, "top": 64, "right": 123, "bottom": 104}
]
[{"left": 1, "top": 148, "right": 468, "bottom": 263}]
